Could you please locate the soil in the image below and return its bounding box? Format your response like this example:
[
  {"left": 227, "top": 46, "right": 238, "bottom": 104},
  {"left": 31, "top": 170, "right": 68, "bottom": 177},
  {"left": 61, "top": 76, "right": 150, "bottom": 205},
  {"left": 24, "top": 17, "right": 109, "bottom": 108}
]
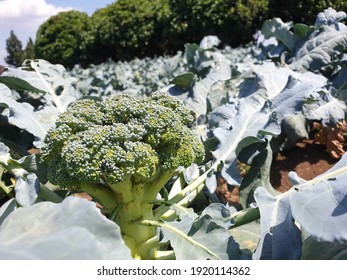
[
  {"left": 270, "top": 139, "right": 339, "bottom": 192},
  {"left": 215, "top": 138, "right": 341, "bottom": 206}
]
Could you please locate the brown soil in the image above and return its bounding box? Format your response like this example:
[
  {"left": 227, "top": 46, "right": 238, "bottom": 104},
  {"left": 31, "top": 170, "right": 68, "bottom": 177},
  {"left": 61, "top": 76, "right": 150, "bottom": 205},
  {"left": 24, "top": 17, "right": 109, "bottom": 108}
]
[{"left": 270, "top": 139, "right": 339, "bottom": 192}]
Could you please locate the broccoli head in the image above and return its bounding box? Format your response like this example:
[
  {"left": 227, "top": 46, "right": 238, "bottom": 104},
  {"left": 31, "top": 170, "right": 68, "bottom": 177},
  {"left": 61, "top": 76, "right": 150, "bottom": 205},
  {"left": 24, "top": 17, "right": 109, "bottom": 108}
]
[{"left": 41, "top": 92, "right": 204, "bottom": 259}]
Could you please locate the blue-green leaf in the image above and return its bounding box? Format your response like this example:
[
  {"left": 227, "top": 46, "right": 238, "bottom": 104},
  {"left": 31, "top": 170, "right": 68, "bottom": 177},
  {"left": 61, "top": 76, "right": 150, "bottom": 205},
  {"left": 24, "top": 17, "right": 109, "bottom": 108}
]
[
  {"left": 290, "top": 153, "right": 347, "bottom": 243},
  {"left": 253, "top": 187, "right": 302, "bottom": 260},
  {"left": 160, "top": 214, "right": 247, "bottom": 260},
  {"left": 0, "top": 197, "right": 131, "bottom": 259}
]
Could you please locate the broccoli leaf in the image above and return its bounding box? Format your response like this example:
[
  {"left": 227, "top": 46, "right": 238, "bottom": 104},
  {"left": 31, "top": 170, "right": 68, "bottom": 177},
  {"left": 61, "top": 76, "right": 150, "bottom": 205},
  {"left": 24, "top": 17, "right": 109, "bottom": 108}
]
[
  {"left": 14, "top": 173, "right": 39, "bottom": 207},
  {"left": 170, "top": 72, "right": 195, "bottom": 89},
  {"left": 1, "top": 59, "right": 79, "bottom": 113},
  {"left": 314, "top": 8, "right": 347, "bottom": 27},
  {"left": 199, "top": 35, "right": 221, "bottom": 49},
  {"left": 167, "top": 40, "right": 232, "bottom": 123},
  {"left": 0, "top": 75, "right": 46, "bottom": 95},
  {"left": 0, "top": 142, "right": 39, "bottom": 207},
  {"left": 290, "top": 153, "right": 347, "bottom": 243},
  {"left": 0, "top": 197, "right": 131, "bottom": 259},
  {"left": 0, "top": 84, "right": 47, "bottom": 148},
  {"left": 303, "top": 89, "right": 347, "bottom": 126},
  {"left": 0, "top": 199, "right": 16, "bottom": 226},
  {"left": 261, "top": 18, "right": 297, "bottom": 51},
  {"left": 271, "top": 71, "right": 328, "bottom": 121},
  {"left": 253, "top": 151, "right": 347, "bottom": 259},
  {"left": 302, "top": 236, "right": 347, "bottom": 260},
  {"left": 160, "top": 214, "right": 247, "bottom": 260},
  {"left": 289, "top": 24, "right": 347, "bottom": 73},
  {"left": 253, "top": 187, "right": 302, "bottom": 260},
  {"left": 206, "top": 94, "right": 280, "bottom": 192},
  {"left": 199, "top": 203, "right": 237, "bottom": 229}
]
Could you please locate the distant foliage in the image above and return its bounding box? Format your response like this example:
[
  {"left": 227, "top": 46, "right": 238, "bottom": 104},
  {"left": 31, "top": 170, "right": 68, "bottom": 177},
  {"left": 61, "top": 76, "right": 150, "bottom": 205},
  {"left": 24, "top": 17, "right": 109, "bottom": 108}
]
[
  {"left": 268, "top": 0, "right": 347, "bottom": 24},
  {"left": 88, "top": 0, "right": 166, "bottom": 63},
  {"left": 24, "top": 38, "right": 35, "bottom": 60},
  {"left": 5, "top": 30, "right": 25, "bottom": 67},
  {"left": 4, "top": 32, "right": 36, "bottom": 67},
  {"left": 163, "top": 0, "right": 268, "bottom": 49},
  {"left": 32, "top": 0, "right": 270, "bottom": 65},
  {"left": 34, "top": 11, "right": 92, "bottom": 68},
  {"left": 31, "top": 0, "right": 347, "bottom": 67}
]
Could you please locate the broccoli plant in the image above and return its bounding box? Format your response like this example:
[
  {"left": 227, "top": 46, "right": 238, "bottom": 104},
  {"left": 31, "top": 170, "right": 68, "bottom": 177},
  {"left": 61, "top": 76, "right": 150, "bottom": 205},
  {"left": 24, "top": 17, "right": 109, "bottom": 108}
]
[{"left": 40, "top": 92, "right": 205, "bottom": 259}]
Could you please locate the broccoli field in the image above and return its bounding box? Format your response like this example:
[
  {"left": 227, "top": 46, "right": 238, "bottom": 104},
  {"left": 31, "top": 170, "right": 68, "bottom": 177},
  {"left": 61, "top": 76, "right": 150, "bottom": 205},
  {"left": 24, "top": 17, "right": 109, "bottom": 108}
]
[{"left": 0, "top": 8, "right": 347, "bottom": 260}]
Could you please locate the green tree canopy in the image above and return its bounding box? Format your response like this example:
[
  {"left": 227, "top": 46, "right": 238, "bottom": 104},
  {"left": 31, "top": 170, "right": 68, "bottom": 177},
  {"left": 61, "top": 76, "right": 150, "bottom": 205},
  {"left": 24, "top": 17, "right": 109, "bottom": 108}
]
[
  {"left": 162, "top": 0, "right": 268, "bottom": 49},
  {"left": 5, "top": 30, "right": 25, "bottom": 67},
  {"left": 34, "top": 10, "right": 92, "bottom": 68},
  {"left": 24, "top": 37, "right": 35, "bottom": 60},
  {"left": 89, "top": 0, "right": 166, "bottom": 62},
  {"left": 32, "top": 0, "right": 347, "bottom": 67}
]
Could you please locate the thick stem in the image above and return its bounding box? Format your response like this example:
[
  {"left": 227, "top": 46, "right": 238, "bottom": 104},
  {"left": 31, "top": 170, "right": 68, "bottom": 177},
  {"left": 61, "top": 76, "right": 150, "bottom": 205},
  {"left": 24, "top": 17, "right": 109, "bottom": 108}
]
[
  {"left": 142, "top": 169, "right": 177, "bottom": 201},
  {"left": 113, "top": 199, "right": 158, "bottom": 259},
  {"left": 80, "top": 170, "right": 176, "bottom": 259},
  {"left": 79, "top": 183, "right": 118, "bottom": 209}
]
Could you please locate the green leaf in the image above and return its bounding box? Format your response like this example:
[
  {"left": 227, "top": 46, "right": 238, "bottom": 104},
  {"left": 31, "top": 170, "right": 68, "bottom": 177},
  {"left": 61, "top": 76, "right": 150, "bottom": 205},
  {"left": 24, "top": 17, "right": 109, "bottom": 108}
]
[
  {"left": 170, "top": 72, "right": 195, "bottom": 89},
  {"left": 302, "top": 236, "right": 347, "bottom": 260},
  {"left": 293, "top": 23, "right": 312, "bottom": 38},
  {"left": 261, "top": 18, "right": 297, "bottom": 51},
  {"left": 0, "top": 76, "right": 46, "bottom": 94}
]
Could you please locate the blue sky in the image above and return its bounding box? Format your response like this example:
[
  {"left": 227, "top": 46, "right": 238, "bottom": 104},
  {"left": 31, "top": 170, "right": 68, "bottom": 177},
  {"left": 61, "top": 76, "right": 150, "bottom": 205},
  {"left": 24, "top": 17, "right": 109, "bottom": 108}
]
[
  {"left": 0, "top": 0, "right": 116, "bottom": 65},
  {"left": 46, "top": 0, "right": 115, "bottom": 15}
]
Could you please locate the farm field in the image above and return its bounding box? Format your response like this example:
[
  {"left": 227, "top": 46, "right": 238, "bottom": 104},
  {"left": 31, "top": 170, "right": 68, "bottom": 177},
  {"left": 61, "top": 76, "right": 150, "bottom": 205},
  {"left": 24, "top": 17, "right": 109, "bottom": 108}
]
[{"left": 0, "top": 8, "right": 346, "bottom": 260}]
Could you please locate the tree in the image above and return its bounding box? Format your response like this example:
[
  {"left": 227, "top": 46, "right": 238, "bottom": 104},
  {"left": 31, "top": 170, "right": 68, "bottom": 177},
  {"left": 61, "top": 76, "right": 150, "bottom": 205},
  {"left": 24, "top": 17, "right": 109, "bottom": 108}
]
[
  {"left": 5, "top": 30, "right": 25, "bottom": 67},
  {"left": 35, "top": 10, "right": 92, "bottom": 68},
  {"left": 163, "top": 0, "right": 269, "bottom": 49},
  {"left": 89, "top": 0, "right": 166, "bottom": 62},
  {"left": 24, "top": 37, "right": 35, "bottom": 60},
  {"left": 268, "top": 0, "right": 347, "bottom": 24}
]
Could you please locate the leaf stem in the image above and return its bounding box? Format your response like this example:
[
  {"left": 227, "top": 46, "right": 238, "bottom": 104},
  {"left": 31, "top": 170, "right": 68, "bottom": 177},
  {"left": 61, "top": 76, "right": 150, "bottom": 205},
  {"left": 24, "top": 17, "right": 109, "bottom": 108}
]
[
  {"left": 155, "top": 250, "right": 176, "bottom": 260},
  {"left": 30, "top": 60, "right": 64, "bottom": 113},
  {"left": 141, "top": 219, "right": 221, "bottom": 260},
  {"left": 153, "top": 180, "right": 206, "bottom": 219},
  {"left": 227, "top": 207, "right": 260, "bottom": 229}
]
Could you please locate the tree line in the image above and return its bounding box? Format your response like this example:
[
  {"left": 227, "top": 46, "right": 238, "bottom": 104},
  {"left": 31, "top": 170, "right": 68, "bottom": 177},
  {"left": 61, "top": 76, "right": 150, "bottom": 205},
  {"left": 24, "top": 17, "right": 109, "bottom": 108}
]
[
  {"left": 4, "top": 31, "right": 35, "bottom": 67},
  {"left": 4, "top": 0, "right": 347, "bottom": 69}
]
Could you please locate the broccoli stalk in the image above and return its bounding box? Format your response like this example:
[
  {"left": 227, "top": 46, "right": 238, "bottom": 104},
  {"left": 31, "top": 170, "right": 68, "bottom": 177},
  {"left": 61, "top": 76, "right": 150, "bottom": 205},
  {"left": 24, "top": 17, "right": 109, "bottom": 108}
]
[{"left": 41, "top": 92, "right": 204, "bottom": 259}]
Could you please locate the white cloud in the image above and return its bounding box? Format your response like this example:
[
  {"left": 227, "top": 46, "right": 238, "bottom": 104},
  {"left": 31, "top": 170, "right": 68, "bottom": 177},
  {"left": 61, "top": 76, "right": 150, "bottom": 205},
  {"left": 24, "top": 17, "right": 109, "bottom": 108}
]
[
  {"left": 0, "top": 0, "right": 73, "bottom": 65},
  {"left": 0, "top": 0, "right": 72, "bottom": 19}
]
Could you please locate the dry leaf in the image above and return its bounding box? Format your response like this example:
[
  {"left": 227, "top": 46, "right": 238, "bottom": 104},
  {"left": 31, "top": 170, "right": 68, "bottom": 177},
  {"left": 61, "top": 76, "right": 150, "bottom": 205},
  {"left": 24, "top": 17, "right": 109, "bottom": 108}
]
[
  {"left": 215, "top": 176, "right": 240, "bottom": 206},
  {"left": 314, "top": 121, "right": 347, "bottom": 159}
]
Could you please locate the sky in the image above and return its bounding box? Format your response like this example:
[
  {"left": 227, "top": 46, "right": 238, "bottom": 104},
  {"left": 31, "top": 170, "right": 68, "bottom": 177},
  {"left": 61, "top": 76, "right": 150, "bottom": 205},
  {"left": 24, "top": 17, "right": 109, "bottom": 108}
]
[{"left": 0, "top": 0, "right": 116, "bottom": 65}]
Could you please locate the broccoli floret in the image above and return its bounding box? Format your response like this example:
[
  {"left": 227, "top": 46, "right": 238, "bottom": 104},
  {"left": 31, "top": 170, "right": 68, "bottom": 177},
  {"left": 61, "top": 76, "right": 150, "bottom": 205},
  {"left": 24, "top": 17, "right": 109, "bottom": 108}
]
[{"left": 41, "top": 92, "right": 204, "bottom": 259}]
